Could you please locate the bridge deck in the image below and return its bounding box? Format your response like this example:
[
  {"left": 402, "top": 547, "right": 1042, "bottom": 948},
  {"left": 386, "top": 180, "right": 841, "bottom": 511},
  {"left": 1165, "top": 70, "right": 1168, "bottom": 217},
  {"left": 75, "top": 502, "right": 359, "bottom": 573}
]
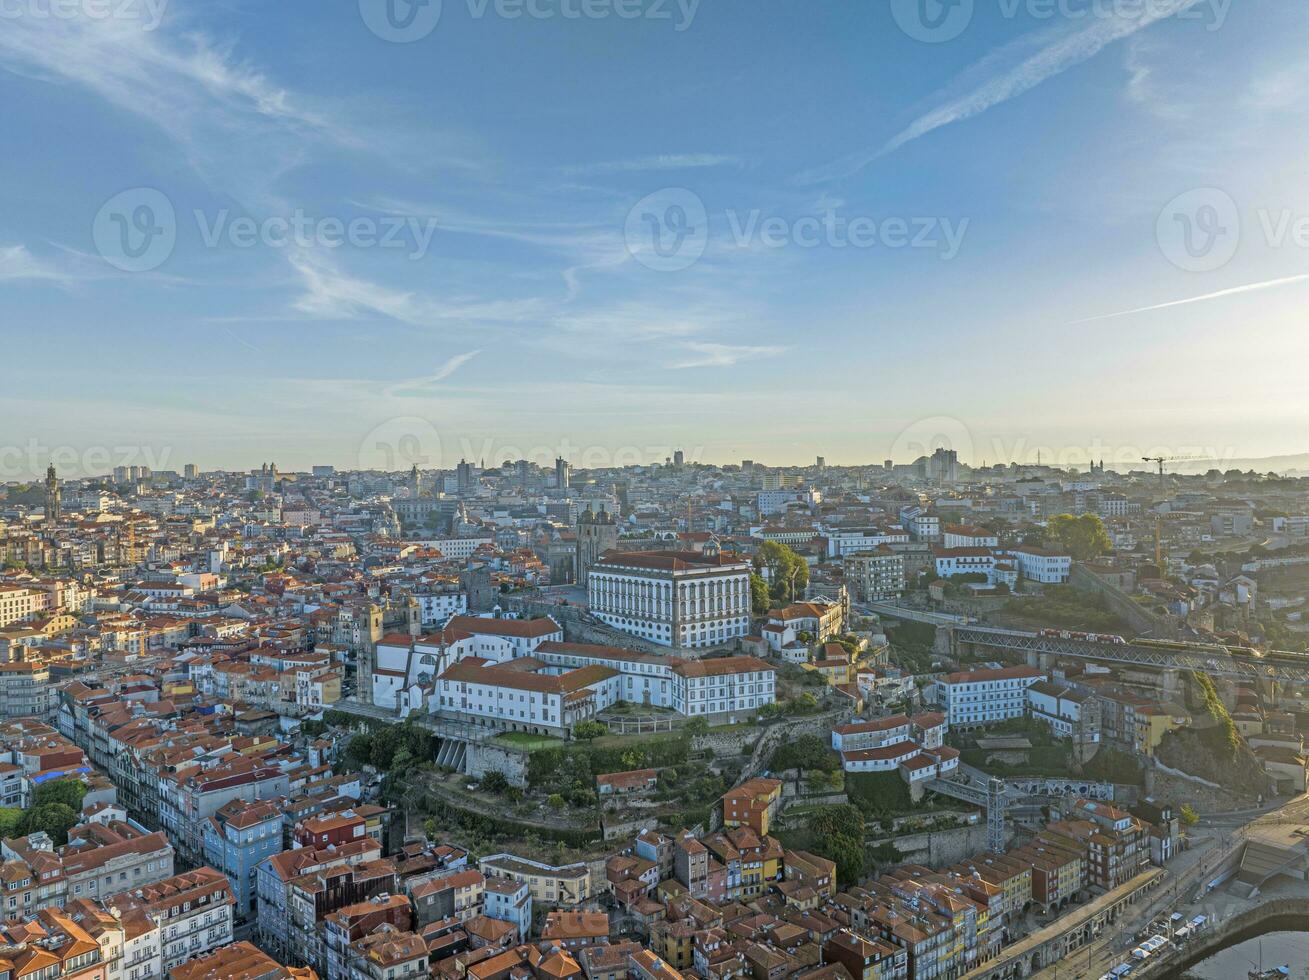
[{"left": 953, "top": 626, "right": 1309, "bottom": 683}]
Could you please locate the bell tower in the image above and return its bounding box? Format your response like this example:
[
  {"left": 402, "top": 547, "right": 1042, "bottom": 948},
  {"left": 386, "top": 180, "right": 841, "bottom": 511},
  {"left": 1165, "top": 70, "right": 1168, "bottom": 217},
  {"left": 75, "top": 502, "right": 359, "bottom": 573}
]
[{"left": 44, "top": 463, "right": 61, "bottom": 526}]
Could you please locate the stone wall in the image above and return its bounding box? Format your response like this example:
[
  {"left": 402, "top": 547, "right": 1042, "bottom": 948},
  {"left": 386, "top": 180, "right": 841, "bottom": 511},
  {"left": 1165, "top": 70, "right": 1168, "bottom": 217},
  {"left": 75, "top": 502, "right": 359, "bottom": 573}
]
[
  {"left": 877, "top": 823, "right": 989, "bottom": 868},
  {"left": 465, "top": 742, "right": 530, "bottom": 788},
  {"left": 1069, "top": 562, "right": 1174, "bottom": 638}
]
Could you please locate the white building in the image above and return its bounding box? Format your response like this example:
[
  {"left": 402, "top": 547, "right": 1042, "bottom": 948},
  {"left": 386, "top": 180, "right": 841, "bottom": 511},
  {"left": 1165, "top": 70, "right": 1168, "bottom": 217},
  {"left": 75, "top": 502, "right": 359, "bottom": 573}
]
[
  {"left": 934, "top": 665, "right": 1045, "bottom": 728},
  {"left": 517, "top": 641, "right": 776, "bottom": 723},
  {"left": 756, "top": 491, "right": 799, "bottom": 516},
  {"left": 414, "top": 590, "right": 468, "bottom": 626},
  {"left": 933, "top": 547, "right": 996, "bottom": 580},
  {"left": 942, "top": 525, "right": 999, "bottom": 550},
  {"left": 1009, "top": 546, "right": 1071, "bottom": 583},
  {"left": 825, "top": 527, "right": 910, "bottom": 558},
  {"left": 587, "top": 544, "right": 751, "bottom": 649},
  {"left": 434, "top": 657, "right": 620, "bottom": 737},
  {"left": 413, "top": 536, "right": 495, "bottom": 560},
  {"left": 1026, "top": 681, "right": 1099, "bottom": 744}
]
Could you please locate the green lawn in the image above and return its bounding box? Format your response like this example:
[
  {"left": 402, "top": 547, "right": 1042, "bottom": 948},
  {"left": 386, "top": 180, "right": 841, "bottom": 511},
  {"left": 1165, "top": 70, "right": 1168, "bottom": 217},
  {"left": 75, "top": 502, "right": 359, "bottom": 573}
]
[{"left": 491, "top": 732, "right": 562, "bottom": 751}]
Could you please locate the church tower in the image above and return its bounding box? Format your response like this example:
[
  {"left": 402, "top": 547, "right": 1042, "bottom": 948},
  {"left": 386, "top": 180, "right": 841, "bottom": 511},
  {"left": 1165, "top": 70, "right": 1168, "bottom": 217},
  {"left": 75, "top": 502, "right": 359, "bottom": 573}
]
[
  {"left": 44, "top": 463, "right": 61, "bottom": 526},
  {"left": 575, "top": 504, "right": 617, "bottom": 586}
]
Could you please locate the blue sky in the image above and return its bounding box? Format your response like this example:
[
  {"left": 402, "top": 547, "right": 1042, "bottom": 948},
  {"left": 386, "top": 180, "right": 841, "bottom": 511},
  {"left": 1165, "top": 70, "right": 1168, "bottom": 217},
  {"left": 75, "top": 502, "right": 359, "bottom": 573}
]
[{"left": 3, "top": 0, "right": 1308, "bottom": 478}]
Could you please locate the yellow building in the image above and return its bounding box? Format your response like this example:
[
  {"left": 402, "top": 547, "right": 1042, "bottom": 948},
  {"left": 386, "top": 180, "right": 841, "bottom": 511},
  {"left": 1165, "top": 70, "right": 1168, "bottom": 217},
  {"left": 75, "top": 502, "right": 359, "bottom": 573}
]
[{"left": 1134, "top": 704, "right": 1191, "bottom": 757}]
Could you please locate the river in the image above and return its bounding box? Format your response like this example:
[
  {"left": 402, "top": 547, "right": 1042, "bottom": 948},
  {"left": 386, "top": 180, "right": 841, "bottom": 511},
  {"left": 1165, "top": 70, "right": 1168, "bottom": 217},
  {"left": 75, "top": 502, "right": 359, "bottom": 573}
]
[{"left": 1176, "top": 931, "right": 1309, "bottom": 979}]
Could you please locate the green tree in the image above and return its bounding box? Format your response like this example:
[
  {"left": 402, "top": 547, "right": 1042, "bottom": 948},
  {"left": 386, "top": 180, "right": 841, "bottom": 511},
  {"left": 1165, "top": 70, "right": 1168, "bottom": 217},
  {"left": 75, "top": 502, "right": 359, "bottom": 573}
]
[
  {"left": 547, "top": 793, "right": 566, "bottom": 810},
  {"left": 1179, "top": 804, "right": 1199, "bottom": 827},
  {"left": 749, "top": 573, "right": 772, "bottom": 617},
  {"left": 815, "top": 832, "right": 866, "bottom": 885},
  {"left": 1046, "top": 513, "right": 1112, "bottom": 561},
  {"left": 480, "top": 770, "right": 510, "bottom": 794},
  {"left": 684, "top": 717, "right": 709, "bottom": 736},
  {"left": 0, "top": 808, "right": 22, "bottom": 838},
  {"left": 34, "top": 778, "right": 87, "bottom": 811},
  {"left": 753, "top": 542, "right": 810, "bottom": 605},
  {"left": 572, "top": 721, "right": 607, "bottom": 742},
  {"left": 21, "top": 803, "right": 78, "bottom": 845}
]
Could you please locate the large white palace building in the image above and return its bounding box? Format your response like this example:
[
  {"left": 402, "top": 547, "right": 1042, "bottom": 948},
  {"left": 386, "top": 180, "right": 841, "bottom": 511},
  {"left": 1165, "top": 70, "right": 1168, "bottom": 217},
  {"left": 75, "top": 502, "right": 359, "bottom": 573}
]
[{"left": 586, "top": 542, "right": 752, "bottom": 649}]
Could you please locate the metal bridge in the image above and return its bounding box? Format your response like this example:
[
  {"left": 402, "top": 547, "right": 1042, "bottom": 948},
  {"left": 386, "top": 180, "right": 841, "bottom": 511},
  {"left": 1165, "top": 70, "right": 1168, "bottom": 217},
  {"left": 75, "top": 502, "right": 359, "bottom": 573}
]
[{"left": 951, "top": 625, "right": 1309, "bottom": 684}]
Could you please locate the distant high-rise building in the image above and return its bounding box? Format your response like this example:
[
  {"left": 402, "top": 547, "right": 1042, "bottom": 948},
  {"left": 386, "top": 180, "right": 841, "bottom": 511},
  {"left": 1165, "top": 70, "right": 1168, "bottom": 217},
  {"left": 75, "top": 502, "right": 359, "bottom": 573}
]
[
  {"left": 761, "top": 470, "right": 782, "bottom": 491},
  {"left": 456, "top": 459, "right": 474, "bottom": 493},
  {"left": 673, "top": 449, "right": 685, "bottom": 468},
  {"left": 816, "top": 456, "right": 825, "bottom": 469},
  {"left": 929, "top": 447, "right": 959, "bottom": 485},
  {"left": 44, "top": 463, "right": 60, "bottom": 525},
  {"left": 883, "top": 459, "right": 893, "bottom": 471},
  {"left": 113, "top": 466, "right": 129, "bottom": 483},
  {"left": 555, "top": 456, "right": 571, "bottom": 490},
  {"left": 184, "top": 464, "right": 199, "bottom": 479},
  {"left": 312, "top": 465, "right": 335, "bottom": 477}
]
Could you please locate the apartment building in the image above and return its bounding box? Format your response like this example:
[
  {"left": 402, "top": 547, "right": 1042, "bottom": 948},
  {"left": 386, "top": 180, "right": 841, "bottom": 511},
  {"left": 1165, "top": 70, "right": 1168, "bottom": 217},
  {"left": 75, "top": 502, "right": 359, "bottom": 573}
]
[
  {"left": 1025, "top": 682, "right": 1100, "bottom": 746},
  {"left": 934, "top": 666, "right": 1045, "bottom": 729},
  {"left": 536, "top": 643, "right": 776, "bottom": 721},
  {"left": 0, "top": 661, "right": 56, "bottom": 720},
  {"left": 0, "top": 584, "right": 45, "bottom": 628},
  {"left": 478, "top": 853, "right": 594, "bottom": 909},
  {"left": 587, "top": 545, "right": 752, "bottom": 649},
  {"left": 201, "top": 798, "right": 284, "bottom": 920},
  {"left": 108, "top": 867, "right": 235, "bottom": 975},
  {"left": 1008, "top": 547, "right": 1071, "bottom": 584},
  {"left": 844, "top": 548, "right": 906, "bottom": 601}
]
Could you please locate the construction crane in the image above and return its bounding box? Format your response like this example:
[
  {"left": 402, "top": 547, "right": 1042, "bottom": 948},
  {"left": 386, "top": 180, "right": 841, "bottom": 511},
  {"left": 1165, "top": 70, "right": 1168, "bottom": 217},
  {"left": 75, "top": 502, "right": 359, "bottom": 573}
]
[
  {"left": 1141, "top": 455, "right": 1209, "bottom": 570},
  {"left": 1141, "top": 454, "right": 1209, "bottom": 485}
]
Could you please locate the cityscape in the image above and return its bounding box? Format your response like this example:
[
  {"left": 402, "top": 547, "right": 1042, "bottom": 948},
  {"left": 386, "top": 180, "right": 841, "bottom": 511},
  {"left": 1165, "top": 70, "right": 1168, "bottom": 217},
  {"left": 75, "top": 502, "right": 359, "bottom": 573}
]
[
  {"left": 1, "top": 454, "right": 1309, "bottom": 980},
  {"left": 6, "top": 1, "right": 1309, "bottom": 980}
]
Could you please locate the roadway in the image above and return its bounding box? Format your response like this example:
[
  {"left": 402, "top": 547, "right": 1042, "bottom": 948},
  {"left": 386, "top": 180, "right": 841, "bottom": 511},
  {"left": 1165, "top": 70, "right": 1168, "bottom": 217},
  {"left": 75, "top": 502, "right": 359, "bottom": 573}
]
[{"left": 1031, "top": 791, "right": 1309, "bottom": 979}]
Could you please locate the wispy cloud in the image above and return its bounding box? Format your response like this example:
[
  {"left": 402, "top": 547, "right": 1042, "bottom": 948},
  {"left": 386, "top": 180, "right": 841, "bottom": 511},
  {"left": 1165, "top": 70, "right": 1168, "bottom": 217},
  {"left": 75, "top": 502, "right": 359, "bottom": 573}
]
[
  {"left": 0, "top": 245, "right": 72, "bottom": 283},
  {"left": 564, "top": 154, "right": 740, "bottom": 176},
  {"left": 797, "top": 0, "right": 1206, "bottom": 183},
  {"left": 668, "top": 342, "right": 785, "bottom": 369},
  {"left": 1070, "top": 273, "right": 1309, "bottom": 323},
  {"left": 288, "top": 250, "right": 539, "bottom": 328},
  {"left": 384, "top": 351, "right": 482, "bottom": 396}
]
